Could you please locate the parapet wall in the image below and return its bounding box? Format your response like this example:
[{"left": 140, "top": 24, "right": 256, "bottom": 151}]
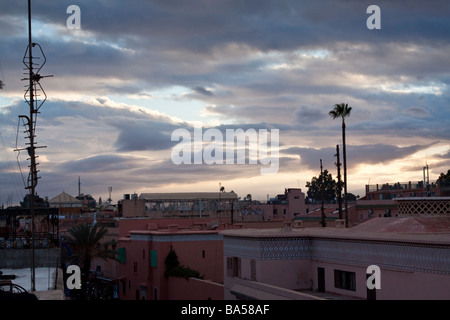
[{"left": 0, "top": 248, "right": 60, "bottom": 269}]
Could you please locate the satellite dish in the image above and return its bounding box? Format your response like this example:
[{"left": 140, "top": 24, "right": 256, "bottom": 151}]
[{"left": 206, "top": 220, "right": 220, "bottom": 230}]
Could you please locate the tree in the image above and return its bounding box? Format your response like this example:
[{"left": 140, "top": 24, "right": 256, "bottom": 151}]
[
  {"left": 65, "top": 222, "right": 117, "bottom": 299},
  {"left": 329, "top": 103, "right": 352, "bottom": 227},
  {"left": 305, "top": 170, "right": 337, "bottom": 203},
  {"left": 437, "top": 169, "right": 450, "bottom": 187},
  {"left": 345, "top": 193, "right": 357, "bottom": 202},
  {"left": 164, "top": 248, "right": 203, "bottom": 279}
]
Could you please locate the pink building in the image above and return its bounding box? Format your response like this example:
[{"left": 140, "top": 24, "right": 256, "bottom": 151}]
[
  {"left": 221, "top": 215, "right": 450, "bottom": 300},
  {"left": 117, "top": 217, "right": 235, "bottom": 300},
  {"left": 238, "top": 188, "right": 306, "bottom": 222}
]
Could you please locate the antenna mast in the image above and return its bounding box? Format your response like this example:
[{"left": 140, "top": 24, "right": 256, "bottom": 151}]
[{"left": 16, "top": 0, "right": 53, "bottom": 292}]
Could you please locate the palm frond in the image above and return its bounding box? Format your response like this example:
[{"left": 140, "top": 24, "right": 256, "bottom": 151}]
[
  {"left": 329, "top": 103, "right": 352, "bottom": 121},
  {"left": 65, "top": 222, "right": 117, "bottom": 265}
]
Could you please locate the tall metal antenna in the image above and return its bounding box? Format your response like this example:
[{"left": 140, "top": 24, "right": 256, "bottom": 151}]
[{"left": 15, "top": 0, "right": 52, "bottom": 292}]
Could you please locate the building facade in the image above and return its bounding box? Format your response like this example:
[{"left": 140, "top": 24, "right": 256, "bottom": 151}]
[
  {"left": 222, "top": 217, "right": 450, "bottom": 300},
  {"left": 118, "top": 192, "right": 238, "bottom": 219},
  {"left": 117, "top": 218, "right": 234, "bottom": 300}
]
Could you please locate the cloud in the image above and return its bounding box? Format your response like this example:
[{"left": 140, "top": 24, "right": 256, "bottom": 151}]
[
  {"left": 113, "top": 120, "right": 180, "bottom": 152},
  {"left": 294, "top": 106, "right": 328, "bottom": 125},
  {"left": 402, "top": 107, "right": 431, "bottom": 119},
  {"left": 193, "top": 86, "right": 213, "bottom": 97},
  {"left": 284, "top": 142, "right": 440, "bottom": 171},
  {"left": 1, "top": 0, "right": 449, "bottom": 203}
]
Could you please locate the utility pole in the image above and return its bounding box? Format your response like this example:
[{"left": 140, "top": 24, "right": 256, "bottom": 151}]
[
  {"left": 320, "top": 159, "right": 326, "bottom": 227},
  {"left": 335, "top": 145, "right": 343, "bottom": 220},
  {"left": 78, "top": 176, "right": 81, "bottom": 197},
  {"left": 16, "top": 0, "right": 52, "bottom": 291}
]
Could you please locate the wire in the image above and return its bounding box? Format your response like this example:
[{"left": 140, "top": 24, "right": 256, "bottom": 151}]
[
  {"left": 15, "top": 117, "right": 27, "bottom": 189},
  {"left": 0, "top": 60, "right": 27, "bottom": 205}
]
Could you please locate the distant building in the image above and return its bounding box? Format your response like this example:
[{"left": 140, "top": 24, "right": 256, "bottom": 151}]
[
  {"left": 362, "top": 181, "right": 439, "bottom": 200},
  {"left": 354, "top": 182, "right": 450, "bottom": 224},
  {"left": 118, "top": 192, "right": 238, "bottom": 219},
  {"left": 237, "top": 188, "right": 306, "bottom": 222},
  {"left": 75, "top": 193, "right": 97, "bottom": 211},
  {"left": 49, "top": 192, "right": 82, "bottom": 217}
]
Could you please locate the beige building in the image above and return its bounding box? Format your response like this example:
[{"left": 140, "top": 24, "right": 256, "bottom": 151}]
[
  {"left": 48, "top": 191, "right": 82, "bottom": 217},
  {"left": 118, "top": 192, "right": 238, "bottom": 218}
]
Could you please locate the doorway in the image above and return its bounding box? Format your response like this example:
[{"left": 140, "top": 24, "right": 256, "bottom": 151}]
[{"left": 318, "top": 267, "right": 325, "bottom": 292}]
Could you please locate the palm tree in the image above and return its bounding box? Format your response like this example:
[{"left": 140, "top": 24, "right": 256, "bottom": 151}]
[
  {"left": 329, "top": 103, "right": 352, "bottom": 228},
  {"left": 65, "top": 222, "right": 117, "bottom": 299}
]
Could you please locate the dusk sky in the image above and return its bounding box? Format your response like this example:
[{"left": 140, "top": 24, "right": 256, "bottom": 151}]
[{"left": 0, "top": 0, "right": 449, "bottom": 205}]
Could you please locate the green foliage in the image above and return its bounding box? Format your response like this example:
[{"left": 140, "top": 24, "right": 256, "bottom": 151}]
[
  {"left": 64, "top": 222, "right": 117, "bottom": 299},
  {"left": 164, "top": 248, "right": 203, "bottom": 279},
  {"left": 65, "top": 222, "right": 117, "bottom": 269},
  {"left": 167, "top": 265, "right": 203, "bottom": 279},
  {"left": 437, "top": 169, "right": 450, "bottom": 187},
  {"left": 305, "top": 169, "right": 337, "bottom": 203},
  {"left": 164, "top": 248, "right": 180, "bottom": 275},
  {"left": 329, "top": 103, "right": 352, "bottom": 122}
]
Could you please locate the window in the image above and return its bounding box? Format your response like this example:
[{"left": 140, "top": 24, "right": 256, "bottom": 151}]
[
  {"left": 250, "top": 260, "right": 256, "bottom": 281},
  {"left": 140, "top": 287, "right": 147, "bottom": 300},
  {"left": 202, "top": 250, "right": 205, "bottom": 258},
  {"left": 226, "top": 257, "right": 241, "bottom": 277},
  {"left": 334, "top": 270, "right": 356, "bottom": 291},
  {"left": 121, "top": 279, "right": 126, "bottom": 295},
  {"left": 143, "top": 249, "right": 145, "bottom": 259},
  {"left": 117, "top": 247, "right": 126, "bottom": 263},
  {"left": 133, "top": 262, "right": 138, "bottom": 273},
  {"left": 150, "top": 250, "right": 157, "bottom": 267}
]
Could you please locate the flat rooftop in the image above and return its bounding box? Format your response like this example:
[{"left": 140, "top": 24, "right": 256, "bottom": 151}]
[
  {"left": 221, "top": 217, "right": 450, "bottom": 245},
  {"left": 139, "top": 192, "right": 238, "bottom": 201}
]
